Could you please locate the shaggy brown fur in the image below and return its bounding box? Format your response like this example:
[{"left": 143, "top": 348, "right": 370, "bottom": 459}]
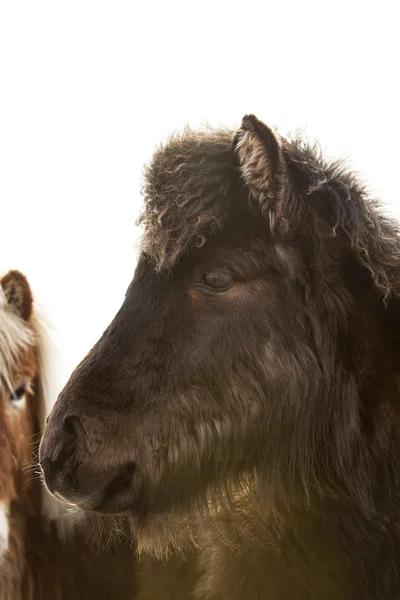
[
  {"left": 41, "top": 114, "right": 400, "bottom": 598},
  {"left": 0, "top": 271, "right": 136, "bottom": 599}
]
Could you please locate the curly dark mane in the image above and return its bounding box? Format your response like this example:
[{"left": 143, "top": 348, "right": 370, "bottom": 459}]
[
  {"left": 140, "top": 124, "right": 400, "bottom": 303},
  {"left": 283, "top": 136, "right": 400, "bottom": 300},
  {"left": 138, "top": 128, "right": 234, "bottom": 271}
]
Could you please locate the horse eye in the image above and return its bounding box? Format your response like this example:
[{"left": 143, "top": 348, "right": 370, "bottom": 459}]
[
  {"left": 10, "top": 383, "right": 27, "bottom": 402},
  {"left": 201, "top": 271, "right": 233, "bottom": 290}
]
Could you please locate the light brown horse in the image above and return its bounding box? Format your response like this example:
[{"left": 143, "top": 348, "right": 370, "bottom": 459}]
[{"left": 0, "top": 270, "right": 136, "bottom": 599}]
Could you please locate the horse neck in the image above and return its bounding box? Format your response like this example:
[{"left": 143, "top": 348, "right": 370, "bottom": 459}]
[
  {"left": 195, "top": 477, "right": 398, "bottom": 600},
  {"left": 0, "top": 510, "right": 26, "bottom": 600},
  {"left": 0, "top": 476, "right": 37, "bottom": 600}
]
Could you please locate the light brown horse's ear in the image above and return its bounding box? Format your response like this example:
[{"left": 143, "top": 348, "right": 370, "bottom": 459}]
[
  {"left": 233, "top": 114, "right": 292, "bottom": 225},
  {"left": 1, "top": 270, "right": 33, "bottom": 321}
]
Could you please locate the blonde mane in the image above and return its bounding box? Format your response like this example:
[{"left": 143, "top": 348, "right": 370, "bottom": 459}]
[{"left": 0, "top": 289, "right": 35, "bottom": 395}]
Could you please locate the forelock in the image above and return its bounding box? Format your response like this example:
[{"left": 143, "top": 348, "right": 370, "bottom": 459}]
[
  {"left": 138, "top": 126, "right": 235, "bottom": 271},
  {"left": 0, "top": 293, "right": 35, "bottom": 394}
]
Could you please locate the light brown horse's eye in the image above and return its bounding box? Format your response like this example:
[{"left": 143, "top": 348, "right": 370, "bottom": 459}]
[
  {"left": 10, "top": 382, "right": 27, "bottom": 402},
  {"left": 201, "top": 271, "right": 233, "bottom": 291}
]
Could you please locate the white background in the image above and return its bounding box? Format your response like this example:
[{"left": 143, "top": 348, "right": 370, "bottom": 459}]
[{"left": 1, "top": 1, "right": 399, "bottom": 403}]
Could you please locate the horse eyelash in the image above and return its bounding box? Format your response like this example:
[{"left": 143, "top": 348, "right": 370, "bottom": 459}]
[{"left": 10, "top": 383, "right": 27, "bottom": 402}]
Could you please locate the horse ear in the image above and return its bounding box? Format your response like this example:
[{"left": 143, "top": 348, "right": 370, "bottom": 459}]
[
  {"left": 233, "top": 114, "right": 293, "bottom": 226},
  {"left": 1, "top": 271, "right": 33, "bottom": 321}
]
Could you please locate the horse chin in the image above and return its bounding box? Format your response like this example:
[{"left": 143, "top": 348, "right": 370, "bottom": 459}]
[
  {"left": 76, "top": 492, "right": 201, "bottom": 560},
  {"left": 78, "top": 475, "right": 149, "bottom": 518},
  {"left": 80, "top": 493, "right": 141, "bottom": 516}
]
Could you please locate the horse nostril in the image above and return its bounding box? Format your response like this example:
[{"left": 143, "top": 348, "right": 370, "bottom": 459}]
[
  {"left": 63, "top": 415, "right": 80, "bottom": 439},
  {"left": 39, "top": 414, "right": 89, "bottom": 499},
  {"left": 48, "top": 415, "right": 84, "bottom": 469}
]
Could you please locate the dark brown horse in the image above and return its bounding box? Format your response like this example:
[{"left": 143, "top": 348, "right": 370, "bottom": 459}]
[
  {"left": 40, "top": 114, "right": 400, "bottom": 598},
  {"left": 0, "top": 270, "right": 135, "bottom": 599}
]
